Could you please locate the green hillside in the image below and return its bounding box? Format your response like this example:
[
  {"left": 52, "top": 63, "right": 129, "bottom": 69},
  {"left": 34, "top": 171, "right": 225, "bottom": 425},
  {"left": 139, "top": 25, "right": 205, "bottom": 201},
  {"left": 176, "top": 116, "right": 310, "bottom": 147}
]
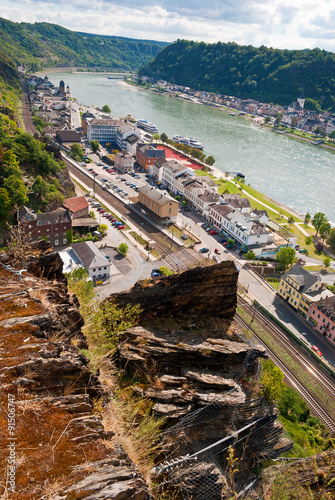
[
  {"left": 139, "top": 39, "right": 335, "bottom": 111},
  {"left": 0, "top": 18, "right": 167, "bottom": 72}
]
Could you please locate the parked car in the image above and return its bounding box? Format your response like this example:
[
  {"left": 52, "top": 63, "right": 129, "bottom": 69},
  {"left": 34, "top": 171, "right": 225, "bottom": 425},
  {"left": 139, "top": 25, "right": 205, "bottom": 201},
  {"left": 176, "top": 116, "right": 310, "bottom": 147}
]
[
  {"left": 105, "top": 255, "right": 110, "bottom": 260},
  {"left": 209, "top": 230, "right": 218, "bottom": 235},
  {"left": 311, "top": 345, "right": 323, "bottom": 356},
  {"left": 199, "top": 247, "right": 209, "bottom": 253},
  {"left": 100, "top": 177, "right": 108, "bottom": 182},
  {"left": 88, "top": 168, "right": 94, "bottom": 172},
  {"left": 93, "top": 172, "right": 98, "bottom": 176},
  {"left": 102, "top": 166, "right": 109, "bottom": 170},
  {"left": 182, "top": 206, "right": 191, "bottom": 211},
  {"left": 214, "top": 248, "right": 221, "bottom": 254},
  {"left": 117, "top": 225, "right": 126, "bottom": 230},
  {"left": 213, "top": 256, "right": 219, "bottom": 263}
]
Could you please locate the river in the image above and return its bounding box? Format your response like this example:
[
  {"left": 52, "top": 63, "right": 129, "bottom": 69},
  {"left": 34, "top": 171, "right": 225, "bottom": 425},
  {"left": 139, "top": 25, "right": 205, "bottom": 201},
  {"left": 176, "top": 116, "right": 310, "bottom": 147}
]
[{"left": 47, "top": 71, "right": 335, "bottom": 224}]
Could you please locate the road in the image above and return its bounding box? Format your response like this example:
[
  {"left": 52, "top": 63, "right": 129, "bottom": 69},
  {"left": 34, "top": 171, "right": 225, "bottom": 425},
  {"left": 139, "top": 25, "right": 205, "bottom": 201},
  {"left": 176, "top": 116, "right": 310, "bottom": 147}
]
[{"left": 19, "top": 78, "right": 38, "bottom": 135}]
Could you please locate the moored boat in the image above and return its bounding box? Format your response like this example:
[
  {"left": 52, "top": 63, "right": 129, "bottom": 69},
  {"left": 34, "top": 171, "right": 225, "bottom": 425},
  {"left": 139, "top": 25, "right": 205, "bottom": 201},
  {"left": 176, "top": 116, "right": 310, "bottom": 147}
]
[{"left": 136, "top": 119, "right": 158, "bottom": 133}]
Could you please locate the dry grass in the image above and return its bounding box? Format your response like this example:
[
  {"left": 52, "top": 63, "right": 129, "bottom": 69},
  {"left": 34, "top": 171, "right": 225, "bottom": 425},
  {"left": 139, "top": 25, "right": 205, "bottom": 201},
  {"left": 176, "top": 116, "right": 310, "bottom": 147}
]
[{"left": 102, "top": 393, "right": 165, "bottom": 483}]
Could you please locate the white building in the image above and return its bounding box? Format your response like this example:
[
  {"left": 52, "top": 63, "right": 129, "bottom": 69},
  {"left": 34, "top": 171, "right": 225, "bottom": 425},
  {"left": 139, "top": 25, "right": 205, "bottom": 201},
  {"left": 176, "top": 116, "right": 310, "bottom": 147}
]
[{"left": 71, "top": 241, "right": 111, "bottom": 281}]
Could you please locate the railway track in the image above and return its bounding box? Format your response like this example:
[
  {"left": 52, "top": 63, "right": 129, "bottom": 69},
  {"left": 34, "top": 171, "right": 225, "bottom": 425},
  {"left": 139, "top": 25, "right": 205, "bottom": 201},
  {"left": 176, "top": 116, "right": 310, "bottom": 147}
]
[{"left": 235, "top": 297, "right": 335, "bottom": 433}]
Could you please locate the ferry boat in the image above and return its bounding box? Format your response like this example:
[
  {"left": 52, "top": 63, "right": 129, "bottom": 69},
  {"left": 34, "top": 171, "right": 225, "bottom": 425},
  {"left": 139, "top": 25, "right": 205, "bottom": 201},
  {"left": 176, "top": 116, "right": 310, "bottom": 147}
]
[
  {"left": 172, "top": 134, "right": 204, "bottom": 150},
  {"left": 136, "top": 119, "right": 158, "bottom": 133}
]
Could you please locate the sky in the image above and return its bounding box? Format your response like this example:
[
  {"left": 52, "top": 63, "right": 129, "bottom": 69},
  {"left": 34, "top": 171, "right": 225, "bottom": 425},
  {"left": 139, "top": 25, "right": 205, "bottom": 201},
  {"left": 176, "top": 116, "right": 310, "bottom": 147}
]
[{"left": 2, "top": 0, "right": 335, "bottom": 52}]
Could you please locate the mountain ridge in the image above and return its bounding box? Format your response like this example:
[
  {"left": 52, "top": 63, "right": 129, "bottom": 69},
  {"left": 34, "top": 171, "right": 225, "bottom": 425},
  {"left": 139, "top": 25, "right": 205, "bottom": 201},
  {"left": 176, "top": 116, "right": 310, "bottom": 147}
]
[
  {"left": 0, "top": 18, "right": 167, "bottom": 72},
  {"left": 139, "top": 39, "right": 335, "bottom": 111}
]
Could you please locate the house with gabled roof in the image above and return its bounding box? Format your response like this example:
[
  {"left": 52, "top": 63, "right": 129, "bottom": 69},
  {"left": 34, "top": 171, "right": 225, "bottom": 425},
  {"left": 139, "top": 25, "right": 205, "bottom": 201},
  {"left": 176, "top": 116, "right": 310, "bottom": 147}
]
[
  {"left": 71, "top": 241, "right": 111, "bottom": 282},
  {"left": 277, "top": 264, "right": 332, "bottom": 317}
]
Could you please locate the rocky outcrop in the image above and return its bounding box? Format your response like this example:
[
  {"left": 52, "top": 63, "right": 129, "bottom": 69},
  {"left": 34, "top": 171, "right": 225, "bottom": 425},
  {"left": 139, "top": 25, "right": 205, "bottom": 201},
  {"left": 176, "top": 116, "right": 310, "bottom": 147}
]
[
  {"left": 109, "top": 261, "right": 292, "bottom": 499},
  {"left": 109, "top": 260, "right": 238, "bottom": 328},
  {"left": 0, "top": 252, "right": 151, "bottom": 500}
]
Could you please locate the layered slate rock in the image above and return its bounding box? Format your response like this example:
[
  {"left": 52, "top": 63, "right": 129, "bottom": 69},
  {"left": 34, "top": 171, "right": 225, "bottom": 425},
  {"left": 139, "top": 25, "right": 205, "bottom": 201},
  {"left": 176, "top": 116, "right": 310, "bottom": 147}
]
[
  {"left": 110, "top": 261, "right": 292, "bottom": 499},
  {"left": 109, "top": 260, "right": 238, "bottom": 325},
  {"left": 0, "top": 253, "right": 151, "bottom": 500}
]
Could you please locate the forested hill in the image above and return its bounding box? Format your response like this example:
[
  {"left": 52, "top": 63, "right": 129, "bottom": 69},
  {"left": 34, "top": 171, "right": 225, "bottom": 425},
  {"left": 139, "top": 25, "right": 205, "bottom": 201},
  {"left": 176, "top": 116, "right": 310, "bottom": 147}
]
[
  {"left": 0, "top": 18, "right": 168, "bottom": 72},
  {"left": 139, "top": 39, "right": 335, "bottom": 111}
]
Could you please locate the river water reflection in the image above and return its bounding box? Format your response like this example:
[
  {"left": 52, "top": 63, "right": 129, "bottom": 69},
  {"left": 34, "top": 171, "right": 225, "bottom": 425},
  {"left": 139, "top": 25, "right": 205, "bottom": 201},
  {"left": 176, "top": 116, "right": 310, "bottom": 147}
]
[{"left": 48, "top": 71, "right": 335, "bottom": 223}]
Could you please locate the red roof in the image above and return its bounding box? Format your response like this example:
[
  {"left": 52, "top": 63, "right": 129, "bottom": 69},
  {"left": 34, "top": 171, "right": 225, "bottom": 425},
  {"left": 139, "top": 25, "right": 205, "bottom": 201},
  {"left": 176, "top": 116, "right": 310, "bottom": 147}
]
[{"left": 63, "top": 196, "right": 89, "bottom": 213}]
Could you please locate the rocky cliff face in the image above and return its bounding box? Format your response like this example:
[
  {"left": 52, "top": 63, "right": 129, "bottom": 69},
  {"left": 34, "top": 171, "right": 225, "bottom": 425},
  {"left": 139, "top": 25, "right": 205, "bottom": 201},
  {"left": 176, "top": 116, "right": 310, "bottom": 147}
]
[
  {"left": 109, "top": 261, "right": 292, "bottom": 499},
  {"left": 0, "top": 244, "right": 151, "bottom": 500}
]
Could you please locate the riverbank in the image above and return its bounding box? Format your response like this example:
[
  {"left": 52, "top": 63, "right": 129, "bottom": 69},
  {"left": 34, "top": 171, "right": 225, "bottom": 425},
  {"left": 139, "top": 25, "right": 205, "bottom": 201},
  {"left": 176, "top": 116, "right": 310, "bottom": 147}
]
[{"left": 124, "top": 79, "right": 335, "bottom": 152}]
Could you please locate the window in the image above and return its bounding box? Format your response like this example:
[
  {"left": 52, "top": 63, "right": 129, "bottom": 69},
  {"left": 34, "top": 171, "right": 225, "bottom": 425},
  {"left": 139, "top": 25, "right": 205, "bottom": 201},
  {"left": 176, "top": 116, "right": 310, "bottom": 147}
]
[{"left": 93, "top": 269, "right": 96, "bottom": 272}]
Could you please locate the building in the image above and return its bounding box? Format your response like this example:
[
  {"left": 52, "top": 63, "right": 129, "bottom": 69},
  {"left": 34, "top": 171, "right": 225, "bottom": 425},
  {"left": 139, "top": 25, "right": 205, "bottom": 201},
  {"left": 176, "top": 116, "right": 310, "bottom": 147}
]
[
  {"left": 116, "top": 125, "right": 141, "bottom": 154},
  {"left": 277, "top": 264, "right": 332, "bottom": 317},
  {"left": 62, "top": 196, "right": 98, "bottom": 232},
  {"left": 307, "top": 296, "right": 335, "bottom": 347},
  {"left": 136, "top": 144, "right": 165, "bottom": 171},
  {"left": 18, "top": 206, "right": 72, "bottom": 247},
  {"left": 181, "top": 176, "right": 219, "bottom": 218},
  {"left": 63, "top": 196, "right": 89, "bottom": 218},
  {"left": 114, "top": 151, "right": 134, "bottom": 173},
  {"left": 138, "top": 185, "right": 179, "bottom": 222},
  {"left": 71, "top": 241, "right": 111, "bottom": 281},
  {"left": 56, "top": 130, "right": 82, "bottom": 144},
  {"left": 87, "top": 118, "right": 129, "bottom": 145},
  {"left": 161, "top": 159, "right": 194, "bottom": 193},
  {"left": 220, "top": 193, "right": 252, "bottom": 213}
]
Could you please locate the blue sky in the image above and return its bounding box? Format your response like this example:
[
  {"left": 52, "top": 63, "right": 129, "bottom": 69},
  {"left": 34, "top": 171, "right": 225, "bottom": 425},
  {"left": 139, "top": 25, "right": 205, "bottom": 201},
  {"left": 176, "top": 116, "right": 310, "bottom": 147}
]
[{"left": 2, "top": 0, "right": 335, "bottom": 51}]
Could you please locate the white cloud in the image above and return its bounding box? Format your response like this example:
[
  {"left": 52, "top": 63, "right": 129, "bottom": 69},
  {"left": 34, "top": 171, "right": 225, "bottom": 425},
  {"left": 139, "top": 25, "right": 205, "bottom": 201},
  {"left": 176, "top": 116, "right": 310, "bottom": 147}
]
[{"left": 1, "top": 0, "right": 335, "bottom": 50}]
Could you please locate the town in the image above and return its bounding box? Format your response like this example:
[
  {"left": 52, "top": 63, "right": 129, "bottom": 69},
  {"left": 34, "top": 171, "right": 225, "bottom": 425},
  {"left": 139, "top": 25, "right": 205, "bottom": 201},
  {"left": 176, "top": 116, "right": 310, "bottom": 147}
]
[{"left": 17, "top": 73, "right": 335, "bottom": 363}]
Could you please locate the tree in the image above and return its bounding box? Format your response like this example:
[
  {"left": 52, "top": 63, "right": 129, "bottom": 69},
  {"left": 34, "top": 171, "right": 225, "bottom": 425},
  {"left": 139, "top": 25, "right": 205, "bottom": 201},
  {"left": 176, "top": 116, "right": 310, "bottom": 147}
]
[
  {"left": 0, "top": 188, "right": 13, "bottom": 220},
  {"left": 99, "top": 224, "right": 108, "bottom": 234},
  {"left": 327, "top": 228, "right": 335, "bottom": 251},
  {"left": 323, "top": 257, "right": 331, "bottom": 268},
  {"left": 312, "top": 212, "right": 328, "bottom": 236},
  {"left": 244, "top": 250, "right": 256, "bottom": 260},
  {"left": 152, "top": 133, "right": 160, "bottom": 142},
  {"left": 66, "top": 267, "right": 94, "bottom": 309},
  {"left": 160, "top": 132, "right": 168, "bottom": 142},
  {"left": 261, "top": 359, "right": 285, "bottom": 403},
  {"left": 274, "top": 114, "right": 282, "bottom": 127},
  {"left": 90, "top": 140, "right": 100, "bottom": 153},
  {"left": 205, "top": 155, "right": 215, "bottom": 166},
  {"left": 304, "top": 211, "right": 311, "bottom": 224},
  {"left": 66, "top": 229, "right": 73, "bottom": 244},
  {"left": 319, "top": 222, "right": 331, "bottom": 241},
  {"left": 305, "top": 236, "right": 313, "bottom": 245},
  {"left": 182, "top": 200, "right": 188, "bottom": 207},
  {"left": 158, "top": 266, "right": 173, "bottom": 276},
  {"left": 264, "top": 116, "right": 271, "bottom": 123},
  {"left": 3, "top": 176, "right": 28, "bottom": 207},
  {"left": 227, "top": 239, "right": 234, "bottom": 247},
  {"left": 287, "top": 216, "right": 294, "bottom": 225},
  {"left": 102, "top": 105, "right": 111, "bottom": 114},
  {"left": 117, "top": 242, "right": 128, "bottom": 256},
  {"left": 175, "top": 195, "right": 181, "bottom": 201},
  {"left": 32, "top": 175, "right": 49, "bottom": 197},
  {"left": 276, "top": 246, "right": 296, "bottom": 270},
  {"left": 70, "top": 143, "right": 84, "bottom": 161}
]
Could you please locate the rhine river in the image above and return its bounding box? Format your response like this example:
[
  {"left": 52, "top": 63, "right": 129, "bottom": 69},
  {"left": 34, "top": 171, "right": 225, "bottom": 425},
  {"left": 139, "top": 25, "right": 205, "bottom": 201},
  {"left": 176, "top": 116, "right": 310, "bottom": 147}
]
[{"left": 47, "top": 71, "right": 335, "bottom": 224}]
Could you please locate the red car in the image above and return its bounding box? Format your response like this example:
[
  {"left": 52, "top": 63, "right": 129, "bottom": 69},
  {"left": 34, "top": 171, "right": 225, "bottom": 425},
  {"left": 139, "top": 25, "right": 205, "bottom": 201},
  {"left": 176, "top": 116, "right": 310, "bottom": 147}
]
[
  {"left": 214, "top": 248, "right": 221, "bottom": 254},
  {"left": 209, "top": 230, "right": 218, "bottom": 235},
  {"left": 117, "top": 225, "right": 126, "bottom": 230},
  {"left": 107, "top": 169, "right": 113, "bottom": 173},
  {"left": 311, "top": 345, "right": 323, "bottom": 356}
]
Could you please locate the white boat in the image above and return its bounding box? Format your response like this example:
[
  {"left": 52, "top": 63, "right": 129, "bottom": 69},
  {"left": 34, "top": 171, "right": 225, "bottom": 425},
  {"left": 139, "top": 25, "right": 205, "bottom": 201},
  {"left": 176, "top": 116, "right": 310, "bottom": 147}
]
[
  {"left": 172, "top": 134, "right": 204, "bottom": 150},
  {"left": 136, "top": 119, "right": 158, "bottom": 133},
  {"left": 189, "top": 138, "right": 204, "bottom": 150}
]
